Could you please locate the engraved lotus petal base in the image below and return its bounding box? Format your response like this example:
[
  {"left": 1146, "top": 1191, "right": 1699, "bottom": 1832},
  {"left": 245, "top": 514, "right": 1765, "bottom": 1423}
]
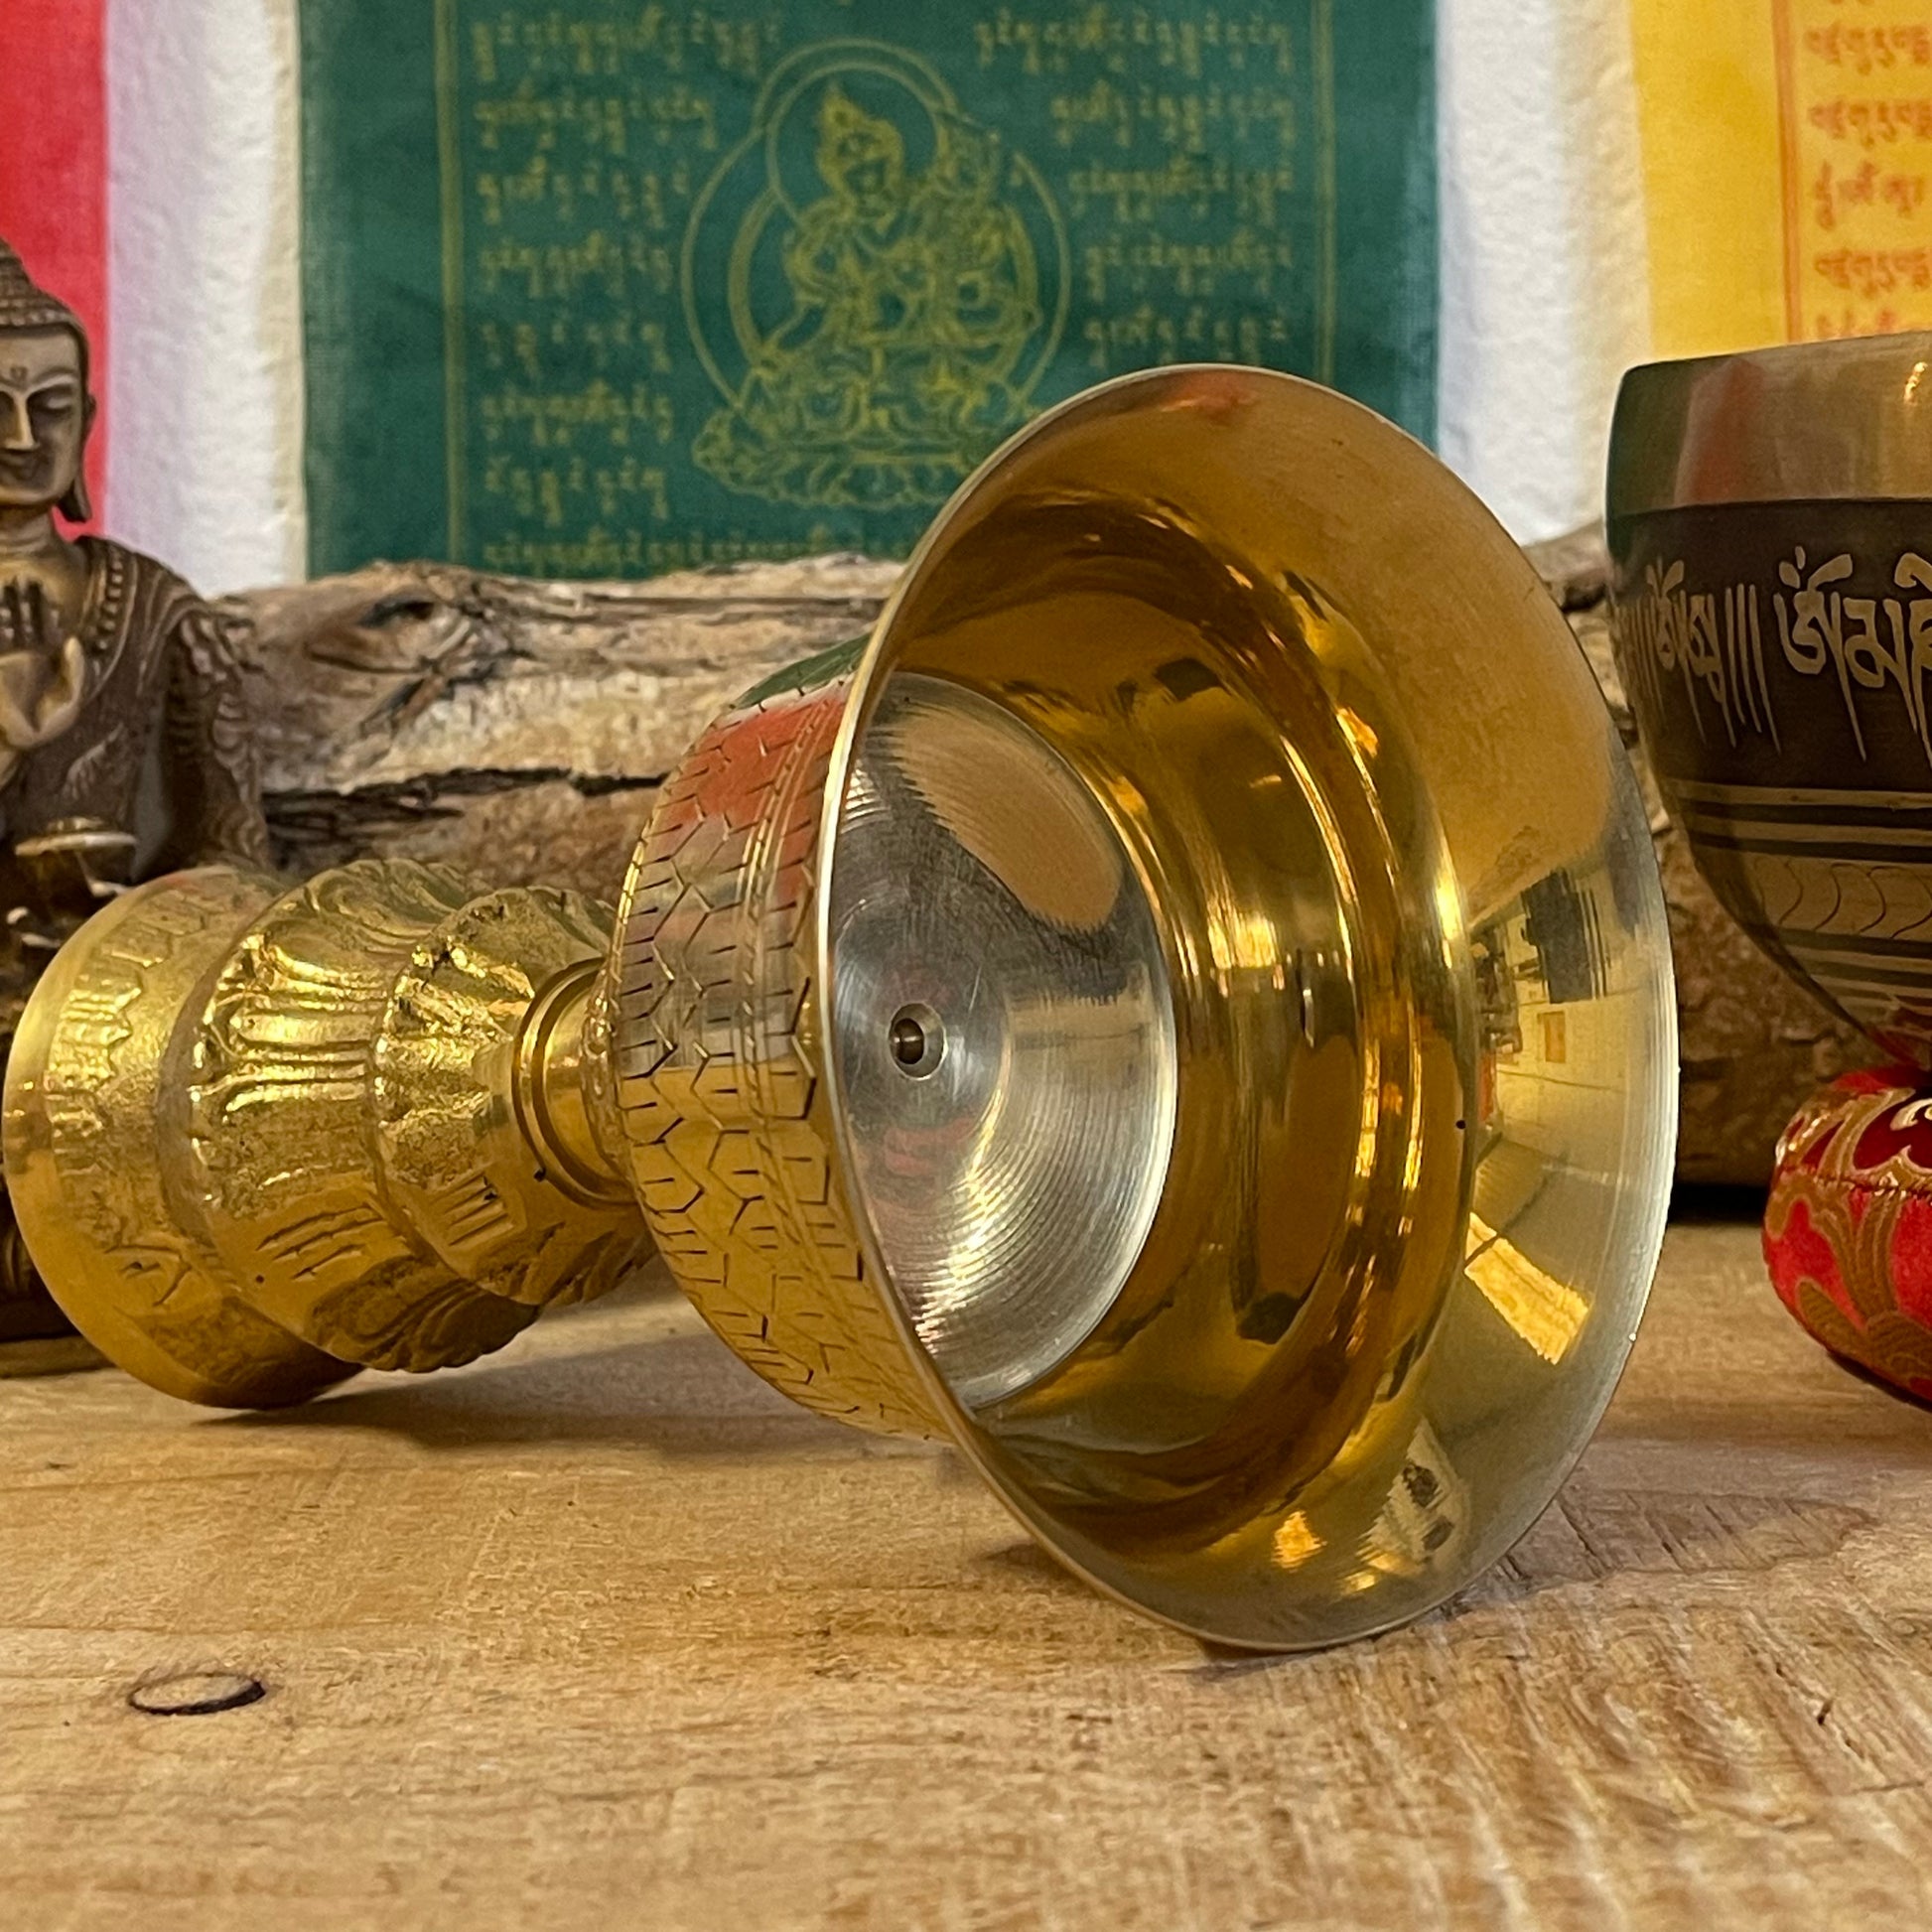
[
  {"left": 3, "top": 367, "right": 1677, "bottom": 1649},
  {"left": 2, "top": 870, "right": 356, "bottom": 1407},
  {"left": 3, "top": 860, "right": 647, "bottom": 1406}
]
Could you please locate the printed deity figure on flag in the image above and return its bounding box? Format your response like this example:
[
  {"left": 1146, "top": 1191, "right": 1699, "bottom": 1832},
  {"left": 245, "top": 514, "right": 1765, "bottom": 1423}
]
[{"left": 689, "top": 57, "right": 1060, "bottom": 510}]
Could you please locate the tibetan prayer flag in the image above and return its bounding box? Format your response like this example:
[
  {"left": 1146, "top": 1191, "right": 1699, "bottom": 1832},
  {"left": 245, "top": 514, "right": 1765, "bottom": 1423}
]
[
  {"left": 1631, "top": 0, "right": 1932, "bottom": 357},
  {"left": 0, "top": 0, "right": 108, "bottom": 525},
  {"left": 298, "top": 0, "right": 1436, "bottom": 578}
]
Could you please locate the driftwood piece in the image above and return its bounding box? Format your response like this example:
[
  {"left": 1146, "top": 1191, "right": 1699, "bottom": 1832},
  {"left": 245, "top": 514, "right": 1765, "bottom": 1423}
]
[
  {"left": 222, "top": 555, "right": 899, "bottom": 904},
  {"left": 218, "top": 537, "right": 1868, "bottom": 1186}
]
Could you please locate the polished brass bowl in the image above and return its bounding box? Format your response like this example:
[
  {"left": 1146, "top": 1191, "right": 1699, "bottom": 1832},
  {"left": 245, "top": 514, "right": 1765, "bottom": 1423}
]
[
  {"left": 6, "top": 367, "right": 1677, "bottom": 1649},
  {"left": 1608, "top": 336, "right": 1932, "bottom": 1065}
]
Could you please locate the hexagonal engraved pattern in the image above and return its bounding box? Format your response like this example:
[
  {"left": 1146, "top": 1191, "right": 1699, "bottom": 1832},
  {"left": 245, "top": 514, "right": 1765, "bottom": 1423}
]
[{"left": 605, "top": 651, "right": 941, "bottom": 1438}]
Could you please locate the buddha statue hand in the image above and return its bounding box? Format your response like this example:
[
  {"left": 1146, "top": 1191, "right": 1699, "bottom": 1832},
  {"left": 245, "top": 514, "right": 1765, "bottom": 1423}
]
[
  {"left": 0, "top": 584, "right": 86, "bottom": 790},
  {"left": 0, "top": 576, "right": 71, "bottom": 648}
]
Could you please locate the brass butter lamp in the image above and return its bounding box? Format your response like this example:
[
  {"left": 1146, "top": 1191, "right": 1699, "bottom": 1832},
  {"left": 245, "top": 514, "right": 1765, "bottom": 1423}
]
[{"left": 4, "top": 368, "right": 1678, "bottom": 1649}]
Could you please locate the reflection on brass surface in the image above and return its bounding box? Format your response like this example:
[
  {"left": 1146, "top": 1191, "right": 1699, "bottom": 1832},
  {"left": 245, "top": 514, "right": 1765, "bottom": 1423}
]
[
  {"left": 5, "top": 367, "right": 1677, "bottom": 1650},
  {"left": 1608, "top": 336, "right": 1932, "bottom": 1065}
]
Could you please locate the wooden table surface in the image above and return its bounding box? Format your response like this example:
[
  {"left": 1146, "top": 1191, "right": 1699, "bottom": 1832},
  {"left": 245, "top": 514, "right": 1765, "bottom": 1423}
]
[{"left": 2, "top": 1215, "right": 1929, "bottom": 1931}]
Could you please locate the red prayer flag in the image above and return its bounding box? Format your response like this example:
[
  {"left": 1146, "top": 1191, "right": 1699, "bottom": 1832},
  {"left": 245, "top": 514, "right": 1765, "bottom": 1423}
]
[{"left": 0, "top": 0, "right": 109, "bottom": 525}]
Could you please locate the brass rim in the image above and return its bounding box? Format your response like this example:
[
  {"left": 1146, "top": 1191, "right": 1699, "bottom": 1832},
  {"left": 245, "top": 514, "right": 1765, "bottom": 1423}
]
[{"left": 1611, "top": 333, "right": 1932, "bottom": 515}]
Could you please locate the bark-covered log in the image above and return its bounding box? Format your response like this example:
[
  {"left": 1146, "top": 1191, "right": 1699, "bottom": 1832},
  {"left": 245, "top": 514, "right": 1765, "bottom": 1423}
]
[
  {"left": 219, "top": 537, "right": 1868, "bottom": 1186},
  {"left": 222, "top": 555, "right": 897, "bottom": 902}
]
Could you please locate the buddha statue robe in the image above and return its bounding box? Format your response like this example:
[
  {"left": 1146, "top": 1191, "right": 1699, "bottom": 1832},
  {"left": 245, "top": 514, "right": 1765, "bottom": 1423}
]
[{"left": 0, "top": 536, "right": 269, "bottom": 1339}]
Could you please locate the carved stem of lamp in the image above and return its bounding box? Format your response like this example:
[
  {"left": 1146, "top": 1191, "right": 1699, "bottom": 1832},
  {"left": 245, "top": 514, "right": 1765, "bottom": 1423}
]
[
  {"left": 0, "top": 643, "right": 936, "bottom": 1429},
  {"left": 0, "top": 858, "right": 645, "bottom": 1405}
]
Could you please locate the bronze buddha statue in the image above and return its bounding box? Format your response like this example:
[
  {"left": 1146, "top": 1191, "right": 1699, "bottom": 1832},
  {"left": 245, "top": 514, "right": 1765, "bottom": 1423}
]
[{"left": 0, "top": 236, "right": 269, "bottom": 1342}]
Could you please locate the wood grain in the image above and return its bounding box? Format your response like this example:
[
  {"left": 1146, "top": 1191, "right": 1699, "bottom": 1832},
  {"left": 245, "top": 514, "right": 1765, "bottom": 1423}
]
[{"left": 2, "top": 1220, "right": 1929, "bottom": 1929}]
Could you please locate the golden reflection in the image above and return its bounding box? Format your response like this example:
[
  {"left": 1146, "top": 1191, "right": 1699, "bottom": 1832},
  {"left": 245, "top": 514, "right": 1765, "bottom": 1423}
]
[
  {"left": 1464, "top": 1213, "right": 1589, "bottom": 1364},
  {"left": 1271, "top": 1511, "right": 1323, "bottom": 1570},
  {"left": 1205, "top": 905, "right": 1280, "bottom": 974},
  {"left": 1336, "top": 705, "right": 1380, "bottom": 762}
]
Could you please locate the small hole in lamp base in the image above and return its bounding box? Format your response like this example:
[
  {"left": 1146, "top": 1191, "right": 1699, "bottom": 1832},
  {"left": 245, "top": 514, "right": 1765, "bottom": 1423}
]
[{"left": 889, "top": 1002, "right": 945, "bottom": 1078}]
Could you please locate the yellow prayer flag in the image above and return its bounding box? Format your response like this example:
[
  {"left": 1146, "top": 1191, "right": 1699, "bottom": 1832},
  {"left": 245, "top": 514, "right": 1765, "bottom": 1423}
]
[{"left": 1631, "top": 0, "right": 1932, "bottom": 355}]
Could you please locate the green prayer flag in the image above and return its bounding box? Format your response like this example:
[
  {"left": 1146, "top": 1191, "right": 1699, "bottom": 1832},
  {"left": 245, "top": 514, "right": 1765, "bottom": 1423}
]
[{"left": 300, "top": 1, "right": 1436, "bottom": 577}]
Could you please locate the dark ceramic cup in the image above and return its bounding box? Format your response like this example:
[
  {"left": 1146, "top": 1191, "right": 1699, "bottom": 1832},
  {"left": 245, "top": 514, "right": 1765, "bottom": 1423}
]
[{"left": 1608, "top": 335, "right": 1932, "bottom": 1066}]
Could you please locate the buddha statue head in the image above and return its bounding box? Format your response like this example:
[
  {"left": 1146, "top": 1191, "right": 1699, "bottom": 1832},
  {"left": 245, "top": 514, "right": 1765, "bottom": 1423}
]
[{"left": 0, "top": 238, "right": 93, "bottom": 527}]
